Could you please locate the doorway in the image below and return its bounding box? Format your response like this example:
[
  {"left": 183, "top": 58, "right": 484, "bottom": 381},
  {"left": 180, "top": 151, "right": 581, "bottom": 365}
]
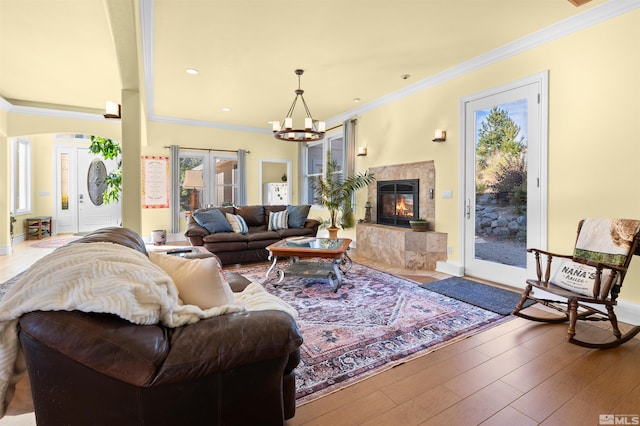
[
  {"left": 55, "top": 145, "right": 121, "bottom": 234},
  {"left": 259, "top": 159, "right": 292, "bottom": 205},
  {"left": 461, "top": 72, "right": 548, "bottom": 286}
]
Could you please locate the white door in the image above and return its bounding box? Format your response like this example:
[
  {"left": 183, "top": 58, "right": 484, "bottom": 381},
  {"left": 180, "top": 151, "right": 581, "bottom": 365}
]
[
  {"left": 462, "top": 72, "right": 548, "bottom": 287},
  {"left": 54, "top": 146, "right": 121, "bottom": 234},
  {"left": 77, "top": 147, "right": 121, "bottom": 232}
]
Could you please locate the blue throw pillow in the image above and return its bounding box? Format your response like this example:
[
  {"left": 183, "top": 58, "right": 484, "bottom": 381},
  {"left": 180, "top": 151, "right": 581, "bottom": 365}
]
[
  {"left": 193, "top": 209, "right": 233, "bottom": 234},
  {"left": 286, "top": 205, "right": 311, "bottom": 228},
  {"left": 268, "top": 210, "right": 289, "bottom": 231}
]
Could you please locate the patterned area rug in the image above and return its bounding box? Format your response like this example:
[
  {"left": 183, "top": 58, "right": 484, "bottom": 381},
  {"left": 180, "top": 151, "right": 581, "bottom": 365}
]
[
  {"left": 231, "top": 261, "right": 508, "bottom": 405},
  {"left": 0, "top": 272, "right": 24, "bottom": 300},
  {"left": 28, "top": 236, "right": 80, "bottom": 248}
]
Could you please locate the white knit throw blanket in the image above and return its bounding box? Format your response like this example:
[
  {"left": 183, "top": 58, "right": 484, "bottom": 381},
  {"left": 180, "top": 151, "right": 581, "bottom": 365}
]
[{"left": 0, "top": 242, "right": 254, "bottom": 418}]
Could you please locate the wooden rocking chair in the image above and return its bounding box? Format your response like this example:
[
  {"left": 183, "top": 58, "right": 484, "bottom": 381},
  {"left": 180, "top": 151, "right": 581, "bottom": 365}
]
[{"left": 513, "top": 218, "right": 640, "bottom": 349}]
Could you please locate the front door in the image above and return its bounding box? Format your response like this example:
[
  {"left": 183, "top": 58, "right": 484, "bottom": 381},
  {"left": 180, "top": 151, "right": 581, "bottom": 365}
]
[
  {"left": 55, "top": 146, "right": 121, "bottom": 234},
  {"left": 462, "top": 72, "right": 548, "bottom": 287},
  {"left": 77, "top": 147, "right": 121, "bottom": 232}
]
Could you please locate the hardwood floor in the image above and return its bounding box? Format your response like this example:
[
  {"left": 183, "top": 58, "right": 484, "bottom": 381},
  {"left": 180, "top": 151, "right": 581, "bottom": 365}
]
[{"left": 1, "top": 236, "right": 639, "bottom": 426}]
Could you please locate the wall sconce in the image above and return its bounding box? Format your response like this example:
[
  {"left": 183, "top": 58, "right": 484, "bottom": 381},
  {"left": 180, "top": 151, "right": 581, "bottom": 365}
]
[
  {"left": 357, "top": 147, "right": 367, "bottom": 156},
  {"left": 432, "top": 129, "right": 446, "bottom": 142},
  {"left": 104, "top": 101, "right": 121, "bottom": 119}
]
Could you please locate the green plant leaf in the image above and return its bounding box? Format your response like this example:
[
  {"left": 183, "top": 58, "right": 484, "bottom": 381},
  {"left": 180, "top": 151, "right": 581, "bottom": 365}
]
[{"left": 89, "top": 135, "right": 122, "bottom": 204}]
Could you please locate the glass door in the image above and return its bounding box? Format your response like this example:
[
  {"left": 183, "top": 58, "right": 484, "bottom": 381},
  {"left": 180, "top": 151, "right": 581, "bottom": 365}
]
[
  {"left": 462, "top": 74, "right": 547, "bottom": 286},
  {"left": 179, "top": 152, "right": 239, "bottom": 211}
]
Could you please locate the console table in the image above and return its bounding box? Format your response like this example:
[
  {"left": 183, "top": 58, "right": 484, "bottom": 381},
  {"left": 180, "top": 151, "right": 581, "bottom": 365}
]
[{"left": 25, "top": 216, "right": 53, "bottom": 240}]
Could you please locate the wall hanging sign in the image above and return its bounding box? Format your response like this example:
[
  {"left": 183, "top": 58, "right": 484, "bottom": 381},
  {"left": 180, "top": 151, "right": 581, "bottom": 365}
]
[{"left": 142, "top": 155, "right": 169, "bottom": 208}]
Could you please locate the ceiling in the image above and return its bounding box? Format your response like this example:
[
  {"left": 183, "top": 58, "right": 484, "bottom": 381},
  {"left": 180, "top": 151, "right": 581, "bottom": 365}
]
[{"left": 0, "top": 0, "right": 613, "bottom": 134}]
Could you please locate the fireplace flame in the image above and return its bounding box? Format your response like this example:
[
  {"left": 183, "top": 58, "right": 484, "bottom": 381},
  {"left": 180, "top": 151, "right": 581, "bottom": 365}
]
[{"left": 395, "top": 197, "right": 413, "bottom": 217}]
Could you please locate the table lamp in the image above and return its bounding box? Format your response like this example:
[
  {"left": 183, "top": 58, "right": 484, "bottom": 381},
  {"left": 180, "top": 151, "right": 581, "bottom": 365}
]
[{"left": 183, "top": 170, "right": 205, "bottom": 212}]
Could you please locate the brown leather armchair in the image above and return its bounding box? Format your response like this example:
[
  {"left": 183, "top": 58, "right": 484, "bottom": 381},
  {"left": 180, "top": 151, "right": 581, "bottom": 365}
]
[{"left": 17, "top": 227, "right": 303, "bottom": 425}]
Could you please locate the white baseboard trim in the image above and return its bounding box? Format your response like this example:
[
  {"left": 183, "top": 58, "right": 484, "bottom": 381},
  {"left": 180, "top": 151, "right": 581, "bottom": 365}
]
[
  {"left": 142, "top": 233, "right": 185, "bottom": 245},
  {"left": 616, "top": 299, "right": 640, "bottom": 326},
  {"left": 0, "top": 245, "right": 13, "bottom": 255},
  {"left": 436, "top": 261, "right": 464, "bottom": 277}
]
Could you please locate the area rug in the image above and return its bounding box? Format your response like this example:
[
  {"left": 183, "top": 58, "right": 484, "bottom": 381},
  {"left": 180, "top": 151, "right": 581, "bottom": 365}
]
[
  {"left": 28, "top": 236, "right": 80, "bottom": 249},
  {"left": 230, "top": 262, "right": 508, "bottom": 405},
  {"left": 420, "top": 276, "right": 534, "bottom": 316},
  {"left": 0, "top": 272, "right": 23, "bottom": 300}
]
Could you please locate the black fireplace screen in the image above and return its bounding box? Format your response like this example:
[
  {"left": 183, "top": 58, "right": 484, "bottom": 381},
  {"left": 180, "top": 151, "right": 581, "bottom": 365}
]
[{"left": 377, "top": 179, "right": 419, "bottom": 227}]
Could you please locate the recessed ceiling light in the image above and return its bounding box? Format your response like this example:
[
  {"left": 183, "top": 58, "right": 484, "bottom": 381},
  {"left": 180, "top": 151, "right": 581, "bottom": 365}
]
[
  {"left": 185, "top": 68, "right": 199, "bottom": 75},
  {"left": 353, "top": 98, "right": 361, "bottom": 103},
  {"left": 401, "top": 74, "right": 411, "bottom": 80},
  {"left": 222, "top": 107, "right": 231, "bottom": 112}
]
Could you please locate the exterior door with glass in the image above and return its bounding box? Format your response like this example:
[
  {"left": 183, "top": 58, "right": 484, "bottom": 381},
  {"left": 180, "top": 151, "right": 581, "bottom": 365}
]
[
  {"left": 462, "top": 73, "right": 548, "bottom": 286},
  {"left": 55, "top": 146, "right": 121, "bottom": 234}
]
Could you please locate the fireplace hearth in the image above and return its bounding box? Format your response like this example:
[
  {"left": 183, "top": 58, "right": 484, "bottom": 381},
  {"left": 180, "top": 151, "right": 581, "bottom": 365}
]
[{"left": 377, "top": 179, "right": 419, "bottom": 228}]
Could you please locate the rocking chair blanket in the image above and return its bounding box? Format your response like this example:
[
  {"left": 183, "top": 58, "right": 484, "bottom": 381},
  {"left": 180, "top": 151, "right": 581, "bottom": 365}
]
[
  {"left": 513, "top": 217, "right": 640, "bottom": 349},
  {"left": 552, "top": 219, "right": 639, "bottom": 297}
]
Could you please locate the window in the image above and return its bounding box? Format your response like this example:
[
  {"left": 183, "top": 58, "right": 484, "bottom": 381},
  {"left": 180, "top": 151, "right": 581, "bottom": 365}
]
[
  {"left": 10, "top": 137, "right": 32, "bottom": 215},
  {"left": 179, "top": 152, "right": 238, "bottom": 211},
  {"left": 302, "top": 132, "right": 345, "bottom": 205}
]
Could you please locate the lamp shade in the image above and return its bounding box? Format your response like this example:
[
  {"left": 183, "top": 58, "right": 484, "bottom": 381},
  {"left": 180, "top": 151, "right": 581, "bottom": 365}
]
[{"left": 183, "top": 170, "right": 205, "bottom": 189}]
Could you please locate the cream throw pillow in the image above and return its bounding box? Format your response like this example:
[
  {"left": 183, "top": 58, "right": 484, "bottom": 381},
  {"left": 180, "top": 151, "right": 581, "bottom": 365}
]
[
  {"left": 149, "top": 252, "right": 235, "bottom": 309},
  {"left": 226, "top": 212, "right": 249, "bottom": 234},
  {"left": 551, "top": 259, "right": 614, "bottom": 297}
]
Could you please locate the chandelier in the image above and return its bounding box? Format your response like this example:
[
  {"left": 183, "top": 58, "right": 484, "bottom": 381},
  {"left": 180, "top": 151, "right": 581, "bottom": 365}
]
[{"left": 272, "top": 69, "right": 326, "bottom": 142}]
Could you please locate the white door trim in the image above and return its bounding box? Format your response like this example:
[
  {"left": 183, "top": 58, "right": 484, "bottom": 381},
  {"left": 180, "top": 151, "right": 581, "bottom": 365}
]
[{"left": 458, "top": 71, "right": 549, "bottom": 287}]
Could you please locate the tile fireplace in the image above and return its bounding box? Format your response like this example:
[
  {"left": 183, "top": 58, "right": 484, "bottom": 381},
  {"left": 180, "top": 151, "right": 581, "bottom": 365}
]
[
  {"left": 366, "top": 161, "right": 435, "bottom": 229},
  {"left": 358, "top": 161, "right": 446, "bottom": 270}
]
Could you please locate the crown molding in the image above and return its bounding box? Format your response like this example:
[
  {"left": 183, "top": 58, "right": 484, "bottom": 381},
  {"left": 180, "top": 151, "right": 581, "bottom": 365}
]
[
  {"left": 0, "top": 96, "right": 11, "bottom": 111},
  {"left": 5, "top": 0, "right": 638, "bottom": 130},
  {"left": 149, "top": 114, "right": 271, "bottom": 134},
  {"left": 330, "top": 0, "right": 640, "bottom": 124},
  {"left": 0, "top": 96, "right": 106, "bottom": 121}
]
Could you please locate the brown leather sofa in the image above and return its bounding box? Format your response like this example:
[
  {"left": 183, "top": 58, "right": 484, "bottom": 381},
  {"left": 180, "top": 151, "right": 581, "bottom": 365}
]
[
  {"left": 17, "top": 227, "right": 303, "bottom": 426},
  {"left": 185, "top": 205, "right": 320, "bottom": 265}
]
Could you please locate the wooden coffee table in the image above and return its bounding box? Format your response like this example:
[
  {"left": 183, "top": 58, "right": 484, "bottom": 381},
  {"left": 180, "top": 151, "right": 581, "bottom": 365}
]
[{"left": 266, "top": 237, "right": 353, "bottom": 292}]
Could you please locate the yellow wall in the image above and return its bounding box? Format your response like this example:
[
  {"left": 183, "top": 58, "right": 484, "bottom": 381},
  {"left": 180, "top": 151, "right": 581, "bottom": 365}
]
[
  {"left": 140, "top": 120, "right": 299, "bottom": 237},
  {"left": 2, "top": 10, "right": 639, "bottom": 303},
  {"left": 353, "top": 10, "right": 640, "bottom": 301},
  {"left": 0, "top": 107, "right": 8, "bottom": 250},
  {"left": 2, "top": 114, "right": 121, "bottom": 240}
]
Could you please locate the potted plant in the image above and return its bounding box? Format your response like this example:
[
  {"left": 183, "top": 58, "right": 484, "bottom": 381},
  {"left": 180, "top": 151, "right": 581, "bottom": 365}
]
[
  {"left": 409, "top": 218, "right": 429, "bottom": 232},
  {"left": 89, "top": 135, "right": 122, "bottom": 204},
  {"left": 312, "top": 153, "right": 375, "bottom": 238}
]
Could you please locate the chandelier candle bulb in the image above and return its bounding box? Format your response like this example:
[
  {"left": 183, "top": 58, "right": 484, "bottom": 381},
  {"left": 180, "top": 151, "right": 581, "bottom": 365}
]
[
  {"left": 305, "top": 118, "right": 313, "bottom": 130},
  {"left": 272, "top": 121, "right": 280, "bottom": 132},
  {"left": 284, "top": 117, "right": 293, "bottom": 129}
]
